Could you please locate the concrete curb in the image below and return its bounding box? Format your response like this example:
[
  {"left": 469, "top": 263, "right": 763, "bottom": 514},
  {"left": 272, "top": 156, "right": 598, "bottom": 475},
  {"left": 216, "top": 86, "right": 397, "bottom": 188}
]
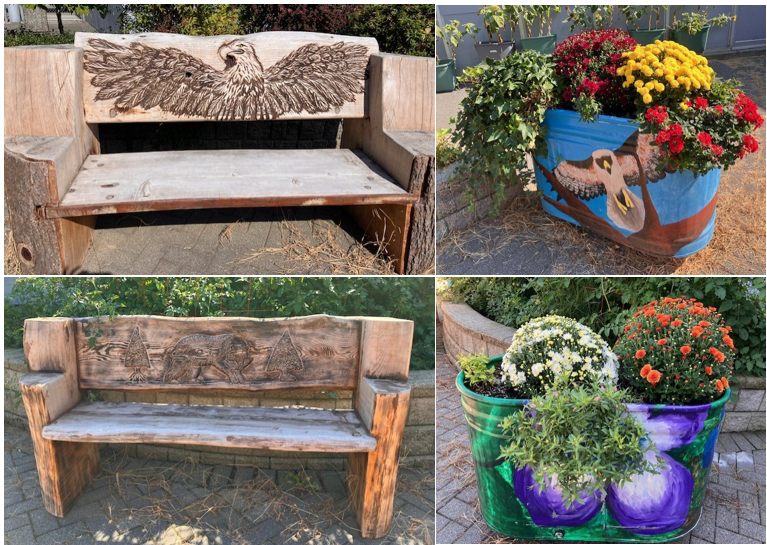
[
  {"left": 439, "top": 301, "right": 515, "bottom": 366},
  {"left": 436, "top": 301, "right": 765, "bottom": 432}
]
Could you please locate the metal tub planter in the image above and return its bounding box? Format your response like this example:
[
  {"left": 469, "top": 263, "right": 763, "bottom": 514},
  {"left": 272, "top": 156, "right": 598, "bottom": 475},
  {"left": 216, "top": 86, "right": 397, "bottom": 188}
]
[
  {"left": 533, "top": 109, "right": 722, "bottom": 258},
  {"left": 458, "top": 356, "right": 730, "bottom": 542}
]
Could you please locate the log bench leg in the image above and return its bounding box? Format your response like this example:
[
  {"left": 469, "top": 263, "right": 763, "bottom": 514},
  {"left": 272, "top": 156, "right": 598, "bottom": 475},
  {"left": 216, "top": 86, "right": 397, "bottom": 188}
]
[
  {"left": 19, "top": 373, "right": 100, "bottom": 517},
  {"left": 347, "top": 378, "right": 411, "bottom": 538},
  {"left": 5, "top": 143, "right": 94, "bottom": 274}
]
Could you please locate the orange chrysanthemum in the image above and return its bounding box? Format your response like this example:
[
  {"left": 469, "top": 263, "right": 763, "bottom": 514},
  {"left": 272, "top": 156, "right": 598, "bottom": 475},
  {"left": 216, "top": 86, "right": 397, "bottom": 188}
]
[
  {"left": 657, "top": 339, "right": 667, "bottom": 346},
  {"left": 640, "top": 364, "right": 652, "bottom": 378},
  {"left": 715, "top": 379, "right": 724, "bottom": 393},
  {"left": 647, "top": 370, "right": 662, "bottom": 385},
  {"left": 680, "top": 345, "right": 691, "bottom": 355},
  {"left": 691, "top": 326, "right": 704, "bottom": 338},
  {"left": 636, "top": 349, "right": 647, "bottom": 359},
  {"left": 721, "top": 377, "right": 729, "bottom": 389},
  {"left": 699, "top": 321, "right": 711, "bottom": 327},
  {"left": 704, "top": 366, "right": 712, "bottom": 375},
  {"left": 671, "top": 319, "right": 683, "bottom": 327}
]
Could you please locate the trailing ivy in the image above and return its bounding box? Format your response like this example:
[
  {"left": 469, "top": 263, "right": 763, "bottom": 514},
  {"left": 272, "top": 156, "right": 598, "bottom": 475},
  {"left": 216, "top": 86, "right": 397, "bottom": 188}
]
[
  {"left": 449, "top": 277, "right": 766, "bottom": 376},
  {"left": 4, "top": 277, "right": 435, "bottom": 371},
  {"left": 450, "top": 51, "right": 556, "bottom": 210}
]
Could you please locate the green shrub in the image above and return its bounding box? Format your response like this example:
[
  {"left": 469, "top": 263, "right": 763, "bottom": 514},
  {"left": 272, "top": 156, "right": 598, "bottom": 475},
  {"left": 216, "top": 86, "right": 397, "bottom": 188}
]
[
  {"left": 4, "top": 30, "right": 75, "bottom": 47},
  {"left": 501, "top": 380, "right": 662, "bottom": 507},
  {"left": 345, "top": 4, "right": 434, "bottom": 57},
  {"left": 449, "top": 277, "right": 766, "bottom": 376},
  {"left": 451, "top": 51, "right": 556, "bottom": 210},
  {"left": 458, "top": 352, "right": 493, "bottom": 387},
  {"left": 4, "top": 277, "right": 435, "bottom": 371}
]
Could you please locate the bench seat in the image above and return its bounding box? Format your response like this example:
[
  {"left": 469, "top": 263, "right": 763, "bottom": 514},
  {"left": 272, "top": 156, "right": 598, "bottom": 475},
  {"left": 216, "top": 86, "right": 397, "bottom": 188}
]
[
  {"left": 41, "top": 401, "right": 377, "bottom": 452},
  {"left": 45, "top": 148, "right": 417, "bottom": 219}
]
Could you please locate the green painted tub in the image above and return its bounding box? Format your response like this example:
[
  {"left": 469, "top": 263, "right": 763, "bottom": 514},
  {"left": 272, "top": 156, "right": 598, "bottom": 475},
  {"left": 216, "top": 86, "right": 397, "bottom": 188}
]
[{"left": 457, "top": 355, "right": 729, "bottom": 542}]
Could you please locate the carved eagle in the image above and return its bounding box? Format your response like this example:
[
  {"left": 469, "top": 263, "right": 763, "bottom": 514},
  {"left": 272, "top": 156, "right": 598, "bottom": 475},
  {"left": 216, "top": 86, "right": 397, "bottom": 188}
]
[
  {"left": 553, "top": 132, "right": 674, "bottom": 233},
  {"left": 83, "top": 38, "right": 370, "bottom": 120}
]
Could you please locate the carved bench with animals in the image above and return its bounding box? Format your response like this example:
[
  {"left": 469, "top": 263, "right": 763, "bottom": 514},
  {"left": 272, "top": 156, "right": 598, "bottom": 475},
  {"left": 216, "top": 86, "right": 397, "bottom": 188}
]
[
  {"left": 19, "top": 315, "right": 414, "bottom": 539},
  {"left": 4, "top": 32, "right": 436, "bottom": 275}
]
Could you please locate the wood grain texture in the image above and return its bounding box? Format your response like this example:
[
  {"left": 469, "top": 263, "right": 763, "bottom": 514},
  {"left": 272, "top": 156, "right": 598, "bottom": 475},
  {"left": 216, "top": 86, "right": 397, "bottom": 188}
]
[
  {"left": 348, "top": 377, "right": 411, "bottom": 538},
  {"left": 373, "top": 54, "right": 435, "bottom": 132},
  {"left": 359, "top": 318, "right": 414, "bottom": 381},
  {"left": 45, "top": 149, "right": 415, "bottom": 218},
  {"left": 346, "top": 203, "right": 411, "bottom": 275},
  {"left": 5, "top": 137, "right": 95, "bottom": 274},
  {"left": 75, "top": 32, "right": 378, "bottom": 123},
  {"left": 20, "top": 320, "right": 100, "bottom": 519},
  {"left": 73, "top": 315, "right": 361, "bottom": 391},
  {"left": 4, "top": 45, "right": 95, "bottom": 197},
  {"left": 43, "top": 402, "right": 377, "bottom": 452},
  {"left": 404, "top": 155, "right": 435, "bottom": 275}
]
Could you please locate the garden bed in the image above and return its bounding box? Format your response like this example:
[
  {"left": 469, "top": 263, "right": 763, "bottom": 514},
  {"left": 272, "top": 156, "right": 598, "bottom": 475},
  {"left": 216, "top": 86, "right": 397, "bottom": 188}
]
[{"left": 440, "top": 298, "right": 765, "bottom": 432}]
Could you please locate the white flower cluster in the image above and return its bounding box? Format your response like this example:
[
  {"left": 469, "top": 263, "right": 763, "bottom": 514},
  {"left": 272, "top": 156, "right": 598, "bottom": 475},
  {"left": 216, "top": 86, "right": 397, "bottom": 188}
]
[{"left": 501, "top": 315, "right": 619, "bottom": 393}]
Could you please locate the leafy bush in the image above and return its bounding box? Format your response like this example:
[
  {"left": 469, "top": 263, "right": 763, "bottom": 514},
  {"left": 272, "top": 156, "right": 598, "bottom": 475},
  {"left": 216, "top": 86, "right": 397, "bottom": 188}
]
[
  {"left": 501, "top": 315, "right": 619, "bottom": 398},
  {"left": 501, "top": 380, "right": 661, "bottom": 507},
  {"left": 451, "top": 51, "right": 556, "bottom": 209},
  {"left": 615, "top": 297, "right": 734, "bottom": 405},
  {"left": 4, "top": 277, "right": 435, "bottom": 371},
  {"left": 345, "top": 4, "right": 434, "bottom": 57},
  {"left": 449, "top": 277, "right": 766, "bottom": 376},
  {"left": 120, "top": 4, "right": 241, "bottom": 35},
  {"left": 4, "top": 30, "right": 75, "bottom": 47},
  {"left": 240, "top": 4, "right": 357, "bottom": 34}
]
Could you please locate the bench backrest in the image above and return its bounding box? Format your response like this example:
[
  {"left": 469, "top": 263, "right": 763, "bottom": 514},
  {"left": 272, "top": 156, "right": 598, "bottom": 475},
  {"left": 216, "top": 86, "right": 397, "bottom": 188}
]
[
  {"left": 24, "top": 315, "right": 412, "bottom": 393},
  {"left": 73, "top": 32, "right": 379, "bottom": 124}
]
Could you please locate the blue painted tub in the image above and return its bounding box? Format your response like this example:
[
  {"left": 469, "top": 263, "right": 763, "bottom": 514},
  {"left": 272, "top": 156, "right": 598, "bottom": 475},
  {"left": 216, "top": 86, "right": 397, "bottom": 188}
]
[{"left": 534, "top": 109, "right": 722, "bottom": 258}]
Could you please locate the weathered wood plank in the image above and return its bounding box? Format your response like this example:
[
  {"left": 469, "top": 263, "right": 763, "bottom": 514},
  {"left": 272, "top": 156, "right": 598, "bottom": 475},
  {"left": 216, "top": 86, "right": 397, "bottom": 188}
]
[
  {"left": 75, "top": 32, "right": 378, "bottom": 123},
  {"left": 43, "top": 401, "right": 376, "bottom": 452},
  {"left": 5, "top": 137, "right": 95, "bottom": 274},
  {"left": 404, "top": 155, "right": 435, "bottom": 275},
  {"left": 359, "top": 318, "right": 414, "bottom": 381},
  {"left": 73, "top": 315, "right": 361, "bottom": 391},
  {"left": 20, "top": 318, "right": 99, "bottom": 517},
  {"left": 348, "top": 377, "right": 411, "bottom": 538},
  {"left": 45, "top": 149, "right": 416, "bottom": 218}
]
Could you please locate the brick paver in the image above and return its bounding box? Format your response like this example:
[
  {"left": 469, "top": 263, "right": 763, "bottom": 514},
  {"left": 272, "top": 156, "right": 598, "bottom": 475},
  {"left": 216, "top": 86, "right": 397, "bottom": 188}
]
[
  {"left": 435, "top": 324, "right": 766, "bottom": 544},
  {"left": 4, "top": 426, "right": 434, "bottom": 545}
]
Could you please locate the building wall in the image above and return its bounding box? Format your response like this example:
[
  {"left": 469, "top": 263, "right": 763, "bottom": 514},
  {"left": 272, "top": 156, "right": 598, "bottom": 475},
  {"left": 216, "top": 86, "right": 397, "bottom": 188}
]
[{"left": 437, "top": 5, "right": 765, "bottom": 75}]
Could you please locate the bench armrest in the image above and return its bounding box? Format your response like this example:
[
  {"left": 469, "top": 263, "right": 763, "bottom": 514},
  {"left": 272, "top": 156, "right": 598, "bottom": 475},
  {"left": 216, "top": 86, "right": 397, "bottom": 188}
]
[
  {"left": 354, "top": 377, "right": 411, "bottom": 434},
  {"left": 19, "top": 373, "right": 80, "bottom": 424},
  {"left": 343, "top": 54, "right": 435, "bottom": 192}
]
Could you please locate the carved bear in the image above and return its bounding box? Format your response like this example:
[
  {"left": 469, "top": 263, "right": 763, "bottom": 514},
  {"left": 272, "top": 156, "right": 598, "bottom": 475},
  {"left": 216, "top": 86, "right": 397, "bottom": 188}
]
[{"left": 162, "top": 334, "right": 255, "bottom": 385}]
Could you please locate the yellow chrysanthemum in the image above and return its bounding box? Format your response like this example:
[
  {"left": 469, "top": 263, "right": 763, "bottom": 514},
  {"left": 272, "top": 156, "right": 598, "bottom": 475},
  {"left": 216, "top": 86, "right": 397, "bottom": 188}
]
[
  {"left": 642, "top": 93, "right": 653, "bottom": 104},
  {"left": 637, "top": 87, "right": 649, "bottom": 96},
  {"left": 634, "top": 80, "right": 644, "bottom": 88},
  {"left": 644, "top": 81, "right": 655, "bottom": 91},
  {"left": 680, "top": 101, "right": 689, "bottom": 110},
  {"left": 655, "top": 68, "right": 664, "bottom": 77},
  {"left": 625, "top": 74, "right": 635, "bottom": 84}
]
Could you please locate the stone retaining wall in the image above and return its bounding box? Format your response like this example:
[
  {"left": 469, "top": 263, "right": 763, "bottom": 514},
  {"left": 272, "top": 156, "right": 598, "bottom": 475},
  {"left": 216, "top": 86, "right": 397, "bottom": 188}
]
[
  {"left": 4, "top": 348, "right": 434, "bottom": 469},
  {"left": 439, "top": 300, "right": 765, "bottom": 432}
]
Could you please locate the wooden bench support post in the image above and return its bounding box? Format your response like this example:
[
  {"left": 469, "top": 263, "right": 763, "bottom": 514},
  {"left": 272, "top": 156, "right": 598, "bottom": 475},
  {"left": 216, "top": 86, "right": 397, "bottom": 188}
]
[
  {"left": 348, "top": 378, "right": 411, "bottom": 539},
  {"left": 21, "top": 318, "right": 99, "bottom": 517}
]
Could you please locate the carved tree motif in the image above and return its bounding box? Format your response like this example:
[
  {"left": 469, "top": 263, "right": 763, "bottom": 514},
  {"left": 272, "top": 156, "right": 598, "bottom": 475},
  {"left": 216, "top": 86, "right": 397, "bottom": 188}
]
[
  {"left": 266, "top": 331, "right": 304, "bottom": 382},
  {"left": 82, "top": 38, "right": 370, "bottom": 121},
  {"left": 124, "top": 326, "right": 151, "bottom": 382},
  {"left": 163, "top": 334, "right": 255, "bottom": 385}
]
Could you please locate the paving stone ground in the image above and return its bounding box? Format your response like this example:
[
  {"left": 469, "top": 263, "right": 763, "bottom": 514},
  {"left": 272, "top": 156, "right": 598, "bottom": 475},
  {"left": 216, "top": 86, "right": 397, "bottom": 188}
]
[
  {"left": 4, "top": 426, "right": 435, "bottom": 545},
  {"left": 435, "top": 324, "right": 766, "bottom": 545}
]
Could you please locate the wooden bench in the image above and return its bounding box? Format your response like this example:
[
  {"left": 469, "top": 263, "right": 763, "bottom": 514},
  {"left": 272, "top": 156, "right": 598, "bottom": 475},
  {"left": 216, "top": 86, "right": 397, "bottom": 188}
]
[
  {"left": 19, "top": 315, "right": 414, "bottom": 539},
  {"left": 4, "top": 32, "right": 436, "bottom": 275}
]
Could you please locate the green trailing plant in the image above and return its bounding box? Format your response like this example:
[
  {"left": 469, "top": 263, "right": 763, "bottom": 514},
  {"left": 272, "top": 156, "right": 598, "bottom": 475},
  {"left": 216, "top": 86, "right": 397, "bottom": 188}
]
[
  {"left": 458, "top": 352, "right": 494, "bottom": 387},
  {"left": 450, "top": 51, "right": 556, "bottom": 210},
  {"left": 500, "top": 380, "right": 664, "bottom": 507},
  {"left": 563, "top": 5, "right": 614, "bottom": 32},
  {"left": 521, "top": 5, "right": 562, "bottom": 37},
  {"left": 477, "top": 4, "right": 507, "bottom": 43},
  {"left": 436, "top": 128, "right": 459, "bottom": 168},
  {"left": 671, "top": 7, "right": 736, "bottom": 35},
  {"left": 436, "top": 20, "right": 477, "bottom": 60},
  {"left": 448, "top": 277, "right": 766, "bottom": 377}
]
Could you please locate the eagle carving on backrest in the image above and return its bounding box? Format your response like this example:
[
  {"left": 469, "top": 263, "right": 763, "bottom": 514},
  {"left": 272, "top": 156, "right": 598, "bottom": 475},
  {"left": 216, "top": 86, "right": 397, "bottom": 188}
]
[{"left": 83, "top": 38, "right": 370, "bottom": 120}]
